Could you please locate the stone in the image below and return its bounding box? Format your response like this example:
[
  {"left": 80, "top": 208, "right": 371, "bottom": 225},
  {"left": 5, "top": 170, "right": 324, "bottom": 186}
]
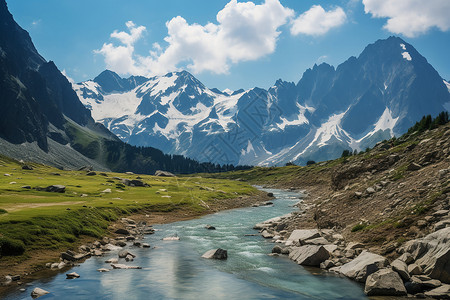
[
  {"left": 267, "top": 192, "right": 274, "bottom": 197},
  {"left": 163, "top": 236, "right": 180, "bottom": 241},
  {"left": 391, "top": 259, "right": 410, "bottom": 281},
  {"left": 366, "top": 187, "right": 375, "bottom": 194},
  {"left": 364, "top": 268, "right": 407, "bottom": 296},
  {"left": 97, "top": 268, "right": 110, "bottom": 272},
  {"left": 66, "top": 272, "right": 80, "bottom": 279},
  {"left": 125, "top": 254, "right": 134, "bottom": 262},
  {"left": 110, "top": 264, "right": 142, "bottom": 269},
  {"left": 205, "top": 225, "right": 216, "bottom": 230},
  {"left": 338, "top": 251, "right": 388, "bottom": 282},
  {"left": 115, "top": 228, "right": 130, "bottom": 235},
  {"left": 408, "top": 162, "right": 422, "bottom": 171},
  {"left": 61, "top": 251, "right": 76, "bottom": 261},
  {"left": 433, "top": 210, "right": 450, "bottom": 218},
  {"left": 424, "top": 284, "right": 450, "bottom": 299},
  {"left": 286, "top": 229, "right": 320, "bottom": 245},
  {"left": 302, "top": 237, "right": 329, "bottom": 245},
  {"left": 323, "top": 244, "right": 338, "bottom": 254},
  {"left": 31, "top": 287, "right": 49, "bottom": 299},
  {"left": 118, "top": 250, "right": 135, "bottom": 258},
  {"left": 408, "top": 263, "right": 423, "bottom": 275},
  {"left": 401, "top": 227, "right": 450, "bottom": 283},
  {"left": 102, "top": 188, "right": 112, "bottom": 193},
  {"left": 289, "top": 245, "right": 330, "bottom": 266},
  {"left": 355, "top": 192, "right": 362, "bottom": 198},
  {"left": 272, "top": 245, "right": 283, "bottom": 254},
  {"left": 86, "top": 171, "right": 96, "bottom": 176},
  {"left": 21, "top": 185, "right": 31, "bottom": 189},
  {"left": 398, "top": 253, "right": 414, "bottom": 264},
  {"left": 261, "top": 230, "right": 274, "bottom": 239},
  {"left": 142, "top": 243, "right": 151, "bottom": 248},
  {"left": 21, "top": 165, "right": 33, "bottom": 170},
  {"left": 345, "top": 242, "right": 364, "bottom": 251},
  {"left": 320, "top": 260, "right": 335, "bottom": 269},
  {"left": 105, "top": 258, "right": 118, "bottom": 263},
  {"left": 202, "top": 248, "right": 228, "bottom": 260},
  {"left": 126, "top": 236, "right": 136, "bottom": 241},
  {"left": 435, "top": 219, "right": 450, "bottom": 231},
  {"left": 92, "top": 250, "right": 103, "bottom": 256},
  {"left": 154, "top": 170, "right": 175, "bottom": 177},
  {"left": 45, "top": 185, "right": 65, "bottom": 193}
]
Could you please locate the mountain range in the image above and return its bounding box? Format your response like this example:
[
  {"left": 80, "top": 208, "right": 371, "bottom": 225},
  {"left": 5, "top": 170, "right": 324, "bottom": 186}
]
[
  {"left": 0, "top": 0, "right": 240, "bottom": 174},
  {"left": 74, "top": 39, "right": 450, "bottom": 166}
]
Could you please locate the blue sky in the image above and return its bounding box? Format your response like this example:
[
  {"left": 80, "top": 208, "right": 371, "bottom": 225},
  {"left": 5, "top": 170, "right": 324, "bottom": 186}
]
[{"left": 7, "top": 0, "right": 450, "bottom": 90}]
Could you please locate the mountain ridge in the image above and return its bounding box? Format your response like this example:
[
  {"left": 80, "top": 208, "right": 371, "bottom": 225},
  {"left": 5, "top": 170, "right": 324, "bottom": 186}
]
[{"left": 75, "top": 36, "right": 450, "bottom": 166}]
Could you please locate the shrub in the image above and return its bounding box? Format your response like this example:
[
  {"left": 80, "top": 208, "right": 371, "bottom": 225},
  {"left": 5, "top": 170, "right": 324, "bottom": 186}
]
[
  {"left": 0, "top": 237, "right": 26, "bottom": 256},
  {"left": 306, "top": 160, "right": 316, "bottom": 166},
  {"left": 351, "top": 223, "right": 367, "bottom": 232},
  {"left": 0, "top": 209, "right": 7, "bottom": 215}
]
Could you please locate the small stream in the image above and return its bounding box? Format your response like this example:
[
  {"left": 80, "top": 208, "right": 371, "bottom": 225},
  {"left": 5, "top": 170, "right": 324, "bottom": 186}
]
[{"left": 4, "top": 188, "right": 367, "bottom": 299}]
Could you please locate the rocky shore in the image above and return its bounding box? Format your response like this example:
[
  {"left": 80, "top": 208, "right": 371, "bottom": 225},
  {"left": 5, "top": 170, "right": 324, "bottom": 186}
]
[{"left": 256, "top": 196, "right": 450, "bottom": 298}]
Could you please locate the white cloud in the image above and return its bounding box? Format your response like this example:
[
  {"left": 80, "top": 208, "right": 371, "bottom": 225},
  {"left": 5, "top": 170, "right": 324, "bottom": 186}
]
[
  {"left": 95, "top": 0, "right": 294, "bottom": 76},
  {"left": 290, "top": 5, "right": 347, "bottom": 36},
  {"left": 363, "top": 0, "right": 450, "bottom": 37}
]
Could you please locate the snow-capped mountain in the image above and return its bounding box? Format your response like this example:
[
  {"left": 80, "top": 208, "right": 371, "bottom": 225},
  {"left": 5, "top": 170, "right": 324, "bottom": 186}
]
[{"left": 75, "top": 37, "right": 450, "bottom": 166}]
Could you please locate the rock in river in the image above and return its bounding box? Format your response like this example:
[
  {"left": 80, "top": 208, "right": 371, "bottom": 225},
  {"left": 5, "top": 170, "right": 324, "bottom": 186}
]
[
  {"left": 202, "top": 248, "right": 228, "bottom": 260},
  {"left": 31, "top": 287, "right": 49, "bottom": 299},
  {"left": 289, "top": 245, "right": 330, "bottom": 266}
]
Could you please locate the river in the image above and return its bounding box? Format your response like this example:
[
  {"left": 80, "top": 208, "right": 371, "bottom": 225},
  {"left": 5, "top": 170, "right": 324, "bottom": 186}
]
[{"left": 4, "top": 188, "right": 367, "bottom": 299}]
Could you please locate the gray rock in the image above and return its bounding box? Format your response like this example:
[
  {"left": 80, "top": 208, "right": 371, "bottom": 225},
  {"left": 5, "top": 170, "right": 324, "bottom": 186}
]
[
  {"left": 45, "top": 185, "right": 65, "bottom": 193},
  {"left": 302, "top": 237, "right": 329, "bottom": 245},
  {"left": 261, "top": 230, "right": 274, "bottom": 239},
  {"left": 320, "top": 260, "right": 335, "bottom": 269},
  {"left": 118, "top": 250, "right": 136, "bottom": 258},
  {"left": 398, "top": 252, "right": 414, "bottom": 264},
  {"left": 105, "top": 258, "right": 118, "bottom": 263},
  {"left": 142, "top": 243, "right": 151, "bottom": 248},
  {"left": 289, "top": 245, "right": 330, "bottom": 266},
  {"left": 115, "top": 228, "right": 130, "bottom": 235},
  {"left": 125, "top": 254, "right": 134, "bottom": 262},
  {"left": 435, "top": 219, "right": 450, "bottom": 231},
  {"left": 286, "top": 229, "right": 320, "bottom": 245},
  {"left": 110, "top": 263, "right": 141, "bottom": 269},
  {"left": 272, "top": 245, "right": 283, "bottom": 254},
  {"left": 338, "top": 251, "right": 388, "bottom": 282},
  {"left": 86, "top": 171, "right": 96, "bottom": 176},
  {"left": 202, "top": 248, "right": 228, "bottom": 260},
  {"left": 97, "top": 268, "right": 110, "bottom": 272},
  {"left": 31, "top": 287, "right": 49, "bottom": 299},
  {"left": 424, "top": 284, "right": 450, "bottom": 299},
  {"left": 205, "top": 224, "right": 216, "bottom": 230},
  {"left": 402, "top": 227, "right": 450, "bottom": 283},
  {"left": 391, "top": 259, "right": 410, "bottom": 281},
  {"left": 22, "top": 165, "right": 33, "bottom": 170},
  {"left": 364, "top": 268, "right": 407, "bottom": 296},
  {"left": 366, "top": 187, "right": 375, "bottom": 194},
  {"left": 66, "top": 272, "right": 80, "bottom": 279},
  {"left": 408, "top": 263, "right": 423, "bottom": 275}
]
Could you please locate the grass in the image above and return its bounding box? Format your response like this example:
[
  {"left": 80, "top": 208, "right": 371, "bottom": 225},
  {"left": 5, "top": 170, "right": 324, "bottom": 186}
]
[{"left": 0, "top": 154, "right": 257, "bottom": 257}]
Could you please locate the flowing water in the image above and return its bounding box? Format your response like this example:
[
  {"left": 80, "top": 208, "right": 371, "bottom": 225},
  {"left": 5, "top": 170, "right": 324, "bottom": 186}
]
[{"left": 4, "top": 188, "right": 367, "bottom": 299}]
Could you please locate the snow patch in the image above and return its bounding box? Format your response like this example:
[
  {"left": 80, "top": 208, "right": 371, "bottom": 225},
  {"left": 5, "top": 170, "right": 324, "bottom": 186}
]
[
  {"left": 402, "top": 52, "right": 412, "bottom": 61},
  {"left": 400, "top": 43, "right": 406, "bottom": 50}
]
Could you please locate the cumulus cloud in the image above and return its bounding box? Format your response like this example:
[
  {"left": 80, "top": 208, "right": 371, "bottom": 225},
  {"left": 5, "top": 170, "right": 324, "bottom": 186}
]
[
  {"left": 363, "top": 0, "right": 450, "bottom": 37},
  {"left": 290, "top": 5, "right": 347, "bottom": 36},
  {"left": 95, "top": 0, "right": 294, "bottom": 76}
]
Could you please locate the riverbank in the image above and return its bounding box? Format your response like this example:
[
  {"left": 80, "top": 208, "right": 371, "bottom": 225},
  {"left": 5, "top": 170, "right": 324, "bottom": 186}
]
[{"left": 0, "top": 191, "right": 269, "bottom": 295}]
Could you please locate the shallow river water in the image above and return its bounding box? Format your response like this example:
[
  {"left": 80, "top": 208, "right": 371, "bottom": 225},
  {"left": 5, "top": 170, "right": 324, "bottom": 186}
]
[{"left": 4, "top": 188, "right": 367, "bottom": 299}]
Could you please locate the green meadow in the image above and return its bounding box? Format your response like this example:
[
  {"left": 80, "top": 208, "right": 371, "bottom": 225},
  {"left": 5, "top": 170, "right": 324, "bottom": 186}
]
[{"left": 0, "top": 154, "right": 257, "bottom": 257}]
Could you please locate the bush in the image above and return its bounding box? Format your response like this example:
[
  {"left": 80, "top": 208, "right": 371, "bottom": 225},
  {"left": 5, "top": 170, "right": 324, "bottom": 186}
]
[
  {"left": 351, "top": 223, "right": 367, "bottom": 232},
  {"left": 306, "top": 160, "right": 316, "bottom": 166},
  {"left": 0, "top": 209, "right": 7, "bottom": 214},
  {"left": 0, "top": 237, "right": 26, "bottom": 256}
]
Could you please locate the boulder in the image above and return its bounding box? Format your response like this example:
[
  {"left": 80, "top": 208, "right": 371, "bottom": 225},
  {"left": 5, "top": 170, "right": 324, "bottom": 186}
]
[
  {"left": 86, "top": 171, "right": 96, "bottom": 176},
  {"left": 61, "top": 251, "right": 76, "bottom": 261},
  {"left": 154, "top": 170, "right": 175, "bottom": 177},
  {"left": 402, "top": 228, "right": 450, "bottom": 283},
  {"left": 205, "top": 225, "right": 216, "bottom": 230},
  {"left": 105, "top": 258, "right": 118, "bottom": 263},
  {"left": 424, "top": 284, "right": 450, "bottom": 299},
  {"left": 201, "top": 248, "right": 228, "bottom": 260},
  {"left": 398, "top": 253, "right": 414, "bottom": 264},
  {"left": 320, "top": 260, "right": 335, "bottom": 269},
  {"left": 391, "top": 259, "right": 410, "bottom": 281},
  {"left": 364, "top": 268, "right": 407, "bottom": 296},
  {"left": 286, "top": 229, "right": 320, "bottom": 245},
  {"left": 121, "top": 178, "right": 149, "bottom": 187},
  {"left": 31, "top": 287, "right": 49, "bottom": 299},
  {"left": 338, "top": 251, "right": 388, "bottom": 282},
  {"left": 115, "top": 228, "right": 130, "bottom": 235},
  {"left": 118, "top": 250, "right": 135, "bottom": 258},
  {"left": 272, "top": 245, "right": 283, "bottom": 254},
  {"left": 45, "top": 185, "right": 65, "bottom": 193},
  {"left": 125, "top": 254, "right": 134, "bottom": 262},
  {"left": 408, "top": 263, "right": 422, "bottom": 275},
  {"left": 267, "top": 192, "right": 274, "bottom": 197},
  {"left": 261, "top": 230, "right": 274, "bottom": 239},
  {"left": 110, "top": 263, "right": 142, "bottom": 269},
  {"left": 142, "top": 243, "right": 151, "bottom": 248},
  {"left": 289, "top": 245, "right": 330, "bottom": 266},
  {"left": 66, "top": 272, "right": 80, "bottom": 279},
  {"left": 22, "top": 165, "right": 33, "bottom": 170},
  {"left": 303, "top": 237, "right": 329, "bottom": 245},
  {"left": 97, "top": 268, "right": 110, "bottom": 272}
]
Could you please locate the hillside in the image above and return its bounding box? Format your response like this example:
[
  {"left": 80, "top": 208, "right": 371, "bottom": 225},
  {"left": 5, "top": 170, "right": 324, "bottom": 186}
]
[{"left": 203, "top": 114, "right": 450, "bottom": 255}]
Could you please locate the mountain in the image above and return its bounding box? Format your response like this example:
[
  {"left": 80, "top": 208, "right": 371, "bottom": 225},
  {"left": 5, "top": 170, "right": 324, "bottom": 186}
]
[
  {"left": 75, "top": 37, "right": 450, "bottom": 166},
  {"left": 0, "top": 0, "right": 244, "bottom": 174}
]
